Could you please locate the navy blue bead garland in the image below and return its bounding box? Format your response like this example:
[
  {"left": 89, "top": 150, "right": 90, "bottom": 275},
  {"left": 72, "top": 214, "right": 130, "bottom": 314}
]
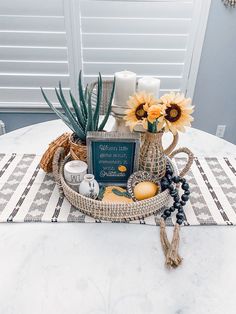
[{"left": 160, "top": 164, "right": 190, "bottom": 225}]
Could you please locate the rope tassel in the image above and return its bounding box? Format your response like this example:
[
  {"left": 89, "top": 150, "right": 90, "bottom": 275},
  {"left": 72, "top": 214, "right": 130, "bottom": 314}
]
[
  {"left": 159, "top": 217, "right": 171, "bottom": 256},
  {"left": 165, "top": 223, "right": 182, "bottom": 268},
  {"left": 160, "top": 218, "right": 182, "bottom": 268}
]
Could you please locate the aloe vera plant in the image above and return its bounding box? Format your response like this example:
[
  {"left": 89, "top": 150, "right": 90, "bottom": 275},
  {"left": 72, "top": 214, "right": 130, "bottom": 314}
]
[{"left": 41, "top": 71, "right": 115, "bottom": 142}]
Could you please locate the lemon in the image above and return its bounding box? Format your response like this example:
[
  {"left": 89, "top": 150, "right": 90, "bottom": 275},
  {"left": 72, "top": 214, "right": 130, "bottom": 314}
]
[
  {"left": 118, "top": 165, "right": 127, "bottom": 172},
  {"left": 134, "top": 182, "right": 159, "bottom": 201}
]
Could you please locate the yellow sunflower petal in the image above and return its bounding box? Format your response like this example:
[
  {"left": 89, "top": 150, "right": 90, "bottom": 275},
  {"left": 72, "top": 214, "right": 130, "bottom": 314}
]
[
  {"left": 124, "top": 91, "right": 160, "bottom": 132},
  {"left": 157, "top": 92, "right": 194, "bottom": 133}
]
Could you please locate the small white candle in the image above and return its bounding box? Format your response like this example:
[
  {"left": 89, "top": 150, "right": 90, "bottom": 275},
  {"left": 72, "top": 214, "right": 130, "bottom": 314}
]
[
  {"left": 138, "top": 76, "right": 160, "bottom": 98},
  {"left": 114, "top": 71, "right": 136, "bottom": 107}
]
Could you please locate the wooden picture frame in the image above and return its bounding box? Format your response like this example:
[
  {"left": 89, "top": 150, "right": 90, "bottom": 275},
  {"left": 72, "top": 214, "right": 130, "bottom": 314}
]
[{"left": 87, "top": 132, "right": 141, "bottom": 186}]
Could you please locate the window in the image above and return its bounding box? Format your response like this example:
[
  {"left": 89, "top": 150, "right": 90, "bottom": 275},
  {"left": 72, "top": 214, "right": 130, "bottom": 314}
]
[{"left": 0, "top": 0, "right": 211, "bottom": 111}]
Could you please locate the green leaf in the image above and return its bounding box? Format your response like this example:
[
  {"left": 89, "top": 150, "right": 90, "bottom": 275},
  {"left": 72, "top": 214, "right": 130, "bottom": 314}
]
[
  {"left": 84, "top": 84, "right": 89, "bottom": 101},
  {"left": 69, "top": 91, "right": 85, "bottom": 128},
  {"left": 98, "top": 77, "right": 116, "bottom": 131},
  {"left": 78, "top": 71, "right": 87, "bottom": 119},
  {"left": 55, "top": 87, "right": 86, "bottom": 141},
  {"left": 97, "top": 185, "right": 105, "bottom": 201},
  {"left": 93, "top": 73, "right": 102, "bottom": 130},
  {"left": 112, "top": 188, "right": 132, "bottom": 198},
  {"left": 59, "top": 81, "right": 74, "bottom": 114},
  {"left": 59, "top": 82, "right": 77, "bottom": 123},
  {"left": 41, "top": 88, "right": 75, "bottom": 133},
  {"left": 86, "top": 87, "right": 93, "bottom": 132}
]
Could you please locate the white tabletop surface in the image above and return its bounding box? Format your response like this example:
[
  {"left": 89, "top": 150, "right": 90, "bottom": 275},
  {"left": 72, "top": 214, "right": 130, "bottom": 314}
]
[{"left": 0, "top": 119, "right": 236, "bottom": 314}]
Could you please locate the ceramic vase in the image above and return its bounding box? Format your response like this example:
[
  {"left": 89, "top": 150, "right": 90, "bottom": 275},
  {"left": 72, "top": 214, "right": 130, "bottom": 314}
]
[
  {"left": 139, "top": 132, "right": 167, "bottom": 180},
  {"left": 79, "top": 174, "right": 99, "bottom": 199}
]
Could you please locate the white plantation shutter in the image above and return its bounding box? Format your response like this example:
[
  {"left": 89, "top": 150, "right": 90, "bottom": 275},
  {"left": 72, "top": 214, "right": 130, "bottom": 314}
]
[
  {"left": 79, "top": 0, "right": 207, "bottom": 95},
  {"left": 0, "top": 0, "right": 210, "bottom": 111},
  {"left": 0, "top": 0, "right": 78, "bottom": 110}
]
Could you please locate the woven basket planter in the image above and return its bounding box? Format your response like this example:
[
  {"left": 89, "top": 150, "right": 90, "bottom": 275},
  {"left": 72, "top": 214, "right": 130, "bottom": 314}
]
[
  {"left": 69, "top": 133, "right": 87, "bottom": 162},
  {"left": 52, "top": 146, "right": 193, "bottom": 222}
]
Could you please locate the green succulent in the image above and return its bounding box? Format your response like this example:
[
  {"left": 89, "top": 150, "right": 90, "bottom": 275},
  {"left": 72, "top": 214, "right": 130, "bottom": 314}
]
[{"left": 41, "top": 71, "right": 115, "bottom": 142}]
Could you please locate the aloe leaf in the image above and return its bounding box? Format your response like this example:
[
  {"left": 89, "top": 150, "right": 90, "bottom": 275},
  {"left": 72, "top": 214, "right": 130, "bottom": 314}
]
[
  {"left": 78, "top": 71, "right": 88, "bottom": 119},
  {"left": 85, "top": 84, "right": 89, "bottom": 100},
  {"left": 55, "top": 88, "right": 76, "bottom": 125},
  {"left": 59, "top": 82, "right": 78, "bottom": 122},
  {"left": 79, "top": 83, "right": 88, "bottom": 121},
  {"left": 55, "top": 88, "right": 86, "bottom": 141},
  {"left": 80, "top": 84, "right": 89, "bottom": 133},
  {"left": 93, "top": 73, "right": 102, "bottom": 130},
  {"left": 55, "top": 89, "right": 86, "bottom": 141},
  {"left": 98, "top": 77, "right": 116, "bottom": 131},
  {"left": 41, "top": 88, "right": 75, "bottom": 132},
  {"left": 86, "top": 87, "right": 93, "bottom": 132},
  {"left": 69, "top": 91, "right": 85, "bottom": 128}
]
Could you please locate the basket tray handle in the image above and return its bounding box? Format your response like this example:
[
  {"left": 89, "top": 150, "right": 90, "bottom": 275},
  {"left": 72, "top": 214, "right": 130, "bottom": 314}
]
[
  {"left": 52, "top": 147, "right": 65, "bottom": 195},
  {"left": 169, "top": 147, "right": 194, "bottom": 177}
]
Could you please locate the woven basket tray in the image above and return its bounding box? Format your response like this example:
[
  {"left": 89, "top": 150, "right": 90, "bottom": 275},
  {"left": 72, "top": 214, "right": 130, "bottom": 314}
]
[{"left": 52, "top": 147, "right": 193, "bottom": 222}]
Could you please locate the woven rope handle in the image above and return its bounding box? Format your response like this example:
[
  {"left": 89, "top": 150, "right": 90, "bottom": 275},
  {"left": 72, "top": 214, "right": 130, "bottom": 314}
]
[
  {"left": 40, "top": 132, "right": 70, "bottom": 173},
  {"left": 163, "top": 132, "right": 179, "bottom": 156},
  {"left": 52, "top": 147, "right": 65, "bottom": 195},
  {"left": 169, "top": 147, "right": 194, "bottom": 177}
]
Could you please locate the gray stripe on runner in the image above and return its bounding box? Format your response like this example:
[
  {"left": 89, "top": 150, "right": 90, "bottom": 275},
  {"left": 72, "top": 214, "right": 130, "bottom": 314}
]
[
  {"left": 175, "top": 158, "right": 216, "bottom": 225},
  {"left": 224, "top": 158, "right": 236, "bottom": 176},
  {"left": 24, "top": 173, "right": 55, "bottom": 222},
  {"left": 206, "top": 158, "right": 236, "bottom": 214},
  {"left": 0, "top": 153, "right": 16, "bottom": 178},
  {"left": 51, "top": 195, "right": 64, "bottom": 222},
  {"left": 7, "top": 165, "right": 40, "bottom": 222},
  {"left": 67, "top": 206, "right": 86, "bottom": 222},
  {"left": 194, "top": 157, "right": 232, "bottom": 225},
  {"left": 0, "top": 154, "right": 35, "bottom": 214}
]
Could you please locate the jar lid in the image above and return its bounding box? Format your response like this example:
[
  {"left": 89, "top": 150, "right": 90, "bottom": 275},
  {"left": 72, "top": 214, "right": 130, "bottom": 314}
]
[{"left": 64, "top": 160, "right": 88, "bottom": 174}]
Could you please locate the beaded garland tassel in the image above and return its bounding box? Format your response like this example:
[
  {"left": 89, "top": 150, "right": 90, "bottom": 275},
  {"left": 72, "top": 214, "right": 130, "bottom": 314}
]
[{"left": 159, "top": 163, "right": 191, "bottom": 268}]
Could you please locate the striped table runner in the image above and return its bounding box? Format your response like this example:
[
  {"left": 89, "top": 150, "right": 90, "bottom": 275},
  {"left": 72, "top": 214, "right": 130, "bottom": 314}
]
[{"left": 0, "top": 153, "right": 235, "bottom": 225}]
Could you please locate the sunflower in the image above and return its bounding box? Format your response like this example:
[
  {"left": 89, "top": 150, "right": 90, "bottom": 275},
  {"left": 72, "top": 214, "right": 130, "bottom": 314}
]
[
  {"left": 124, "top": 92, "right": 159, "bottom": 131},
  {"left": 157, "top": 92, "right": 194, "bottom": 134}
]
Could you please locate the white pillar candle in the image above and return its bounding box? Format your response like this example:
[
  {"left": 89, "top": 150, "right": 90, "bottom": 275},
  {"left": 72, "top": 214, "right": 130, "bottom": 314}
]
[
  {"left": 138, "top": 76, "right": 161, "bottom": 98},
  {"left": 114, "top": 71, "right": 136, "bottom": 107}
]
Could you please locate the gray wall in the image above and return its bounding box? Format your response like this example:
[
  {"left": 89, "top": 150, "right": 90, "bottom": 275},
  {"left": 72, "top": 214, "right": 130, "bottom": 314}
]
[
  {"left": 193, "top": 0, "right": 236, "bottom": 144},
  {"left": 1, "top": 0, "right": 236, "bottom": 144}
]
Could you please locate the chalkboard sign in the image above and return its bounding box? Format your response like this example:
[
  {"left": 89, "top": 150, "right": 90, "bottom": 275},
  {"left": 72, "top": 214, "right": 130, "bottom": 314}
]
[{"left": 87, "top": 132, "right": 141, "bottom": 186}]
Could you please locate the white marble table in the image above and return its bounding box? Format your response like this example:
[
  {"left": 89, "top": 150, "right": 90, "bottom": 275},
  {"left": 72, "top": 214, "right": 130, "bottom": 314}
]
[{"left": 0, "top": 119, "right": 236, "bottom": 314}]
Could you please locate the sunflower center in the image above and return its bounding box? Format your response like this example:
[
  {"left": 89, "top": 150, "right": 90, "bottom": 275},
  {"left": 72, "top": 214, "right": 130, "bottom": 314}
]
[
  {"left": 165, "top": 104, "right": 181, "bottom": 122},
  {"left": 135, "top": 103, "right": 147, "bottom": 120}
]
